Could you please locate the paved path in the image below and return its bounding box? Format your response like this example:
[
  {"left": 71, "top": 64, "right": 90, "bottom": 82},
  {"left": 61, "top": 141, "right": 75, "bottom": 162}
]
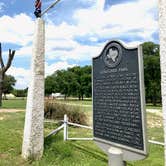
[
  {"left": 0, "top": 104, "right": 162, "bottom": 117},
  {"left": 146, "top": 109, "right": 162, "bottom": 116},
  {"left": 0, "top": 109, "right": 25, "bottom": 113}
]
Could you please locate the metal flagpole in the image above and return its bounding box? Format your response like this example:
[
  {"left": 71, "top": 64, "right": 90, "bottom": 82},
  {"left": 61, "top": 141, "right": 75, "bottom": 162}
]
[{"left": 41, "top": 0, "right": 61, "bottom": 16}]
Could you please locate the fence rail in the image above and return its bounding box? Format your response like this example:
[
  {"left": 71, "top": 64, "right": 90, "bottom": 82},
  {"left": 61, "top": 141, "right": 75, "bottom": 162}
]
[
  {"left": 46, "top": 124, "right": 64, "bottom": 138},
  {"left": 45, "top": 114, "right": 164, "bottom": 147}
]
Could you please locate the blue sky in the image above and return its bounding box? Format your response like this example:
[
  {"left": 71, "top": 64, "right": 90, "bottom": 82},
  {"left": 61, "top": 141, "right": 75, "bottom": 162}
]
[{"left": 0, "top": 0, "right": 158, "bottom": 89}]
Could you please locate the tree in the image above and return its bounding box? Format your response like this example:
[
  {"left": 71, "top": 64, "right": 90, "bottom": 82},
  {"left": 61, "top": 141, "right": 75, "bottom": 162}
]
[
  {"left": 2, "top": 75, "right": 16, "bottom": 99},
  {"left": 45, "top": 75, "right": 57, "bottom": 95},
  {"left": 142, "top": 42, "right": 159, "bottom": 57},
  {"left": 68, "top": 65, "right": 92, "bottom": 100},
  {"left": 142, "top": 42, "right": 161, "bottom": 105},
  {"left": 44, "top": 65, "right": 92, "bottom": 100},
  {"left": 81, "top": 66, "right": 92, "bottom": 98},
  {"left": 144, "top": 54, "right": 161, "bottom": 105},
  {"left": 55, "top": 70, "right": 72, "bottom": 99},
  {"left": 12, "top": 88, "right": 28, "bottom": 97},
  {"left": 0, "top": 43, "right": 15, "bottom": 106}
]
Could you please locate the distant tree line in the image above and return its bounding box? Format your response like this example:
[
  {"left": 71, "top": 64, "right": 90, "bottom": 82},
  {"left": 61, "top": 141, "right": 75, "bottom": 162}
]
[
  {"left": 45, "top": 65, "right": 91, "bottom": 100},
  {"left": 1, "top": 41, "right": 161, "bottom": 105},
  {"left": 45, "top": 42, "right": 161, "bottom": 105},
  {"left": 12, "top": 88, "right": 28, "bottom": 97}
]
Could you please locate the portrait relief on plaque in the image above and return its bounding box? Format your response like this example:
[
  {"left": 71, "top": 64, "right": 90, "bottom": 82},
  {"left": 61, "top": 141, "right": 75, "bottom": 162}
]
[{"left": 103, "top": 42, "right": 122, "bottom": 68}]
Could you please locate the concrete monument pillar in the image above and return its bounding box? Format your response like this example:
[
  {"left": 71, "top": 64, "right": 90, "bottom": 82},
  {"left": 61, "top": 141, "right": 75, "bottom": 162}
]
[
  {"left": 22, "top": 18, "right": 45, "bottom": 160},
  {"left": 159, "top": 1, "right": 166, "bottom": 165}
]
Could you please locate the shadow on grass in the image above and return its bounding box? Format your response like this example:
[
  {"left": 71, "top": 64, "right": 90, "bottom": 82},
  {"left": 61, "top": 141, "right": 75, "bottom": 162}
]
[
  {"left": 70, "top": 141, "right": 107, "bottom": 162},
  {"left": 44, "top": 134, "right": 107, "bottom": 163},
  {"left": 44, "top": 134, "right": 63, "bottom": 149}
]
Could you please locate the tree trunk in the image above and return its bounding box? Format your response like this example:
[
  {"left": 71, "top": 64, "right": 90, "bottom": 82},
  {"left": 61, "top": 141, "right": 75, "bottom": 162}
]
[
  {"left": 159, "top": 1, "right": 166, "bottom": 165},
  {"left": 64, "top": 95, "right": 67, "bottom": 100},
  {"left": 152, "top": 92, "right": 157, "bottom": 106},
  {"left": 0, "top": 43, "right": 15, "bottom": 107},
  {"left": 0, "top": 83, "right": 2, "bottom": 107},
  {"left": 0, "top": 72, "right": 3, "bottom": 107}
]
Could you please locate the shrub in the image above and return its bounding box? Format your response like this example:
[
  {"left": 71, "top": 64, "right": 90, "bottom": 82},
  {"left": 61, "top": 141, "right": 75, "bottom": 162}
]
[{"left": 44, "top": 100, "right": 88, "bottom": 125}]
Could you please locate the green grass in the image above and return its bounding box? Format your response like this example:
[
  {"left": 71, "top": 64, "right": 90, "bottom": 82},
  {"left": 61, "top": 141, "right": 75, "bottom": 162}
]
[
  {"left": 0, "top": 112, "right": 107, "bottom": 166},
  {"left": 1, "top": 99, "right": 163, "bottom": 111},
  {"left": 2, "top": 99, "right": 26, "bottom": 109},
  {"left": 0, "top": 110, "right": 164, "bottom": 166},
  {"left": 54, "top": 99, "right": 92, "bottom": 106},
  {"left": 146, "top": 103, "right": 162, "bottom": 110}
]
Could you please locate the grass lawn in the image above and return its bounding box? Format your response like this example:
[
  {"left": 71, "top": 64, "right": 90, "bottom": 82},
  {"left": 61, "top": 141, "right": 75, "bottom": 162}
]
[
  {"left": 1, "top": 99, "right": 163, "bottom": 111},
  {"left": 0, "top": 112, "right": 107, "bottom": 166},
  {"left": 0, "top": 109, "right": 164, "bottom": 166},
  {"left": 146, "top": 103, "right": 162, "bottom": 110},
  {"left": 2, "top": 99, "right": 26, "bottom": 109},
  {"left": 54, "top": 98, "right": 92, "bottom": 106}
]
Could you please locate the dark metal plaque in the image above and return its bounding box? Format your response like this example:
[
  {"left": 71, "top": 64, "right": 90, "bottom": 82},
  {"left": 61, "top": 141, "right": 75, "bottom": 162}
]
[{"left": 93, "top": 40, "right": 147, "bottom": 155}]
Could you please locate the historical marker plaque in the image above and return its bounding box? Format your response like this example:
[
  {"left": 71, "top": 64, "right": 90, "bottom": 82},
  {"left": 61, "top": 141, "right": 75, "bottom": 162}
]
[{"left": 93, "top": 40, "right": 148, "bottom": 156}]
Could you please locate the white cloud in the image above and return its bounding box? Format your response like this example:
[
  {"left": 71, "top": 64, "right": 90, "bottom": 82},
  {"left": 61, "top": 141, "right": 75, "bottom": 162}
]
[
  {"left": 0, "top": 13, "right": 34, "bottom": 46},
  {"left": 6, "top": 61, "right": 76, "bottom": 89},
  {"left": 48, "top": 43, "right": 103, "bottom": 61},
  {"left": 44, "top": 0, "right": 158, "bottom": 61},
  {"left": 6, "top": 66, "right": 30, "bottom": 89},
  {"left": 16, "top": 46, "right": 32, "bottom": 57},
  {"left": 73, "top": 0, "right": 158, "bottom": 41},
  {"left": 0, "top": 0, "right": 158, "bottom": 59},
  {"left": 45, "top": 61, "right": 76, "bottom": 76},
  {"left": 0, "top": 0, "right": 159, "bottom": 89}
]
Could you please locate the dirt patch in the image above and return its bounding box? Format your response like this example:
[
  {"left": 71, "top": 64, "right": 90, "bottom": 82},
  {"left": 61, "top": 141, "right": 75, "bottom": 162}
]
[
  {"left": 147, "top": 119, "right": 163, "bottom": 128},
  {"left": 0, "top": 109, "right": 25, "bottom": 113},
  {"left": 0, "top": 153, "right": 8, "bottom": 159},
  {"left": 147, "top": 112, "right": 163, "bottom": 128},
  {"left": 0, "top": 117, "right": 4, "bottom": 120},
  {"left": 147, "top": 109, "right": 162, "bottom": 117}
]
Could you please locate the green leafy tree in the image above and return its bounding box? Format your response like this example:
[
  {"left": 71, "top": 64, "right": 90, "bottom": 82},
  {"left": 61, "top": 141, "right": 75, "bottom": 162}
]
[
  {"left": 80, "top": 66, "right": 92, "bottom": 98},
  {"left": 2, "top": 75, "right": 16, "bottom": 99},
  {"left": 45, "top": 75, "right": 57, "bottom": 96},
  {"left": 68, "top": 65, "right": 91, "bottom": 100},
  {"left": 45, "top": 65, "right": 92, "bottom": 100},
  {"left": 12, "top": 88, "right": 28, "bottom": 97},
  {"left": 143, "top": 42, "right": 161, "bottom": 105},
  {"left": 55, "top": 70, "right": 70, "bottom": 99},
  {"left": 142, "top": 42, "right": 159, "bottom": 57}
]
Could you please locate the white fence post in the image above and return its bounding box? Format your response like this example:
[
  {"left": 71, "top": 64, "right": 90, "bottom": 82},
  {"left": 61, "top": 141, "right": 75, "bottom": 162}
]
[{"left": 64, "top": 114, "right": 68, "bottom": 141}]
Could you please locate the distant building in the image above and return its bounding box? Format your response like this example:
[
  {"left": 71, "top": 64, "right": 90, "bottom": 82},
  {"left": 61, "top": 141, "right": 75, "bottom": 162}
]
[
  {"left": 51, "top": 93, "right": 65, "bottom": 99},
  {"left": 2, "top": 93, "right": 16, "bottom": 99}
]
